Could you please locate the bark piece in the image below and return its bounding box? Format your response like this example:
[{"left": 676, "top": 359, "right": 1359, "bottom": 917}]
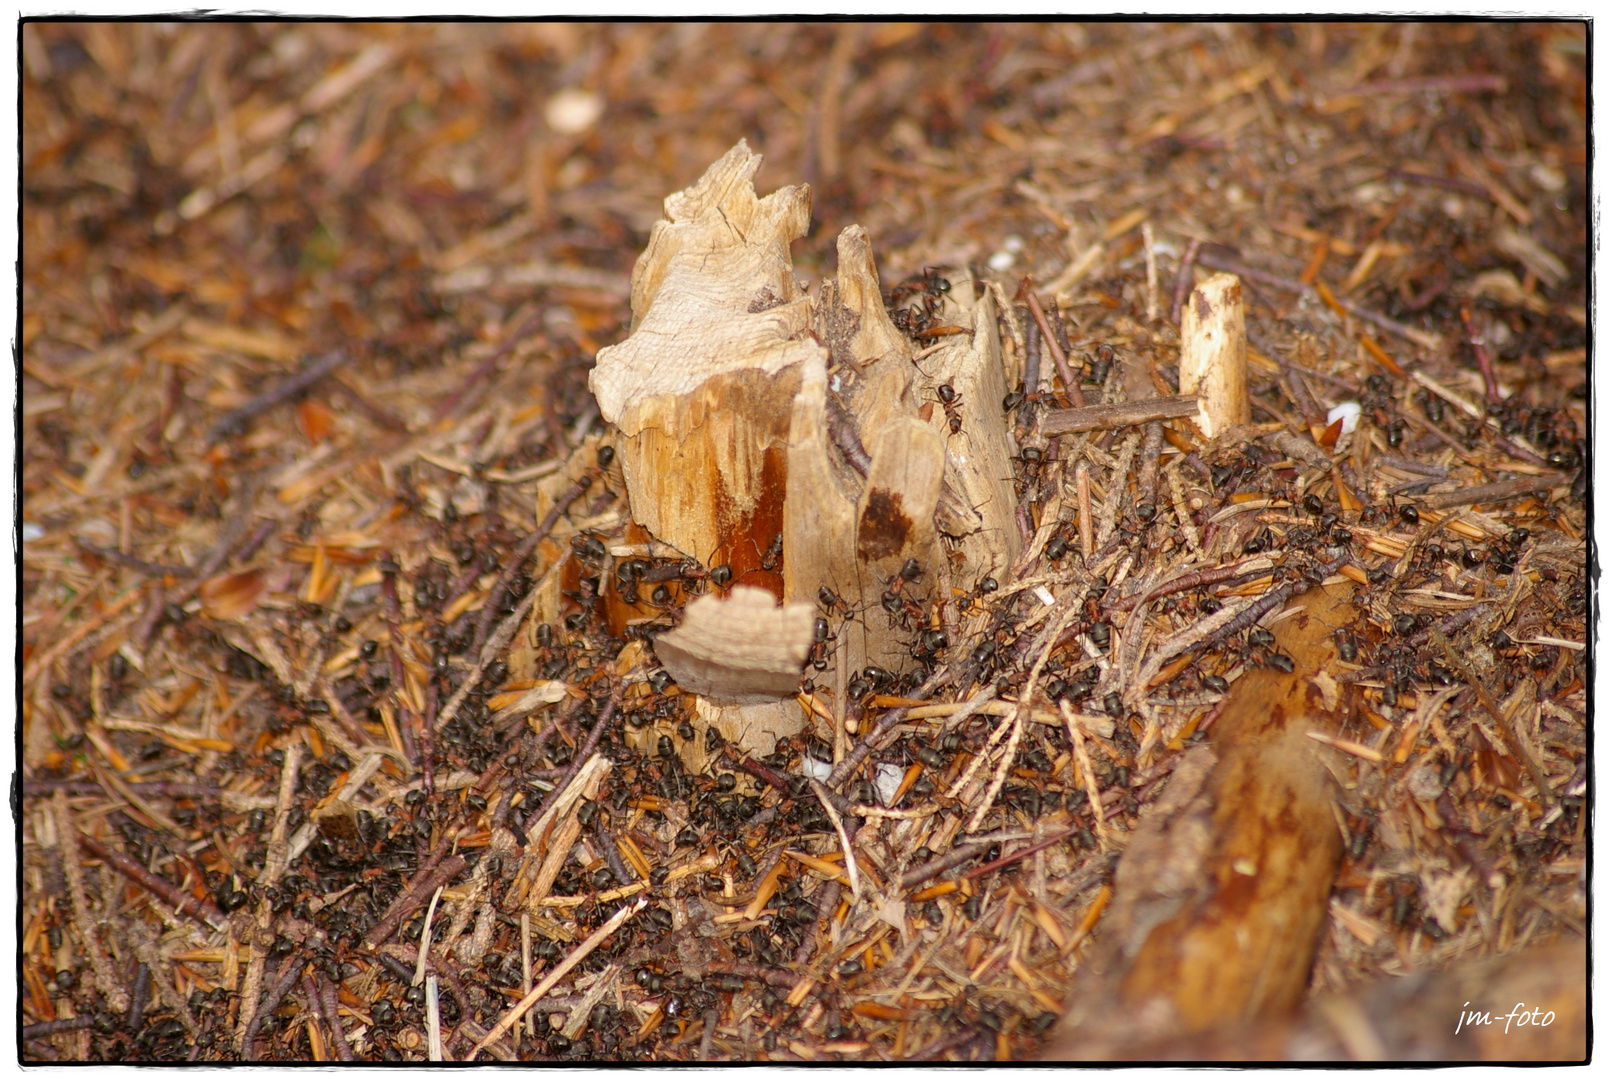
[
  {"left": 652, "top": 585, "right": 814, "bottom": 705},
  {"left": 1177, "top": 272, "right": 1249, "bottom": 438},
  {"left": 1047, "top": 582, "right": 1357, "bottom": 1055}
]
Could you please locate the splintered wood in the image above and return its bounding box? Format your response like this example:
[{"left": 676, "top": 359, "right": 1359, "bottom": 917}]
[{"left": 592, "top": 142, "right": 1022, "bottom": 742}]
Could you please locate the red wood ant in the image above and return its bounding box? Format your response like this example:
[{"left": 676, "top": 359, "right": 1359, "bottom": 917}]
[{"left": 936, "top": 383, "right": 964, "bottom": 435}]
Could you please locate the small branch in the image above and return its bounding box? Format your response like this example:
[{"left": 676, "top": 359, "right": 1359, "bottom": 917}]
[
  {"left": 594, "top": 819, "right": 637, "bottom": 885},
  {"left": 1022, "top": 280, "right": 1083, "bottom": 406},
  {"left": 824, "top": 706, "right": 910, "bottom": 789},
  {"left": 1040, "top": 395, "right": 1199, "bottom": 436},
  {"left": 472, "top": 472, "right": 594, "bottom": 652},
  {"left": 1104, "top": 557, "right": 1273, "bottom": 614},
  {"left": 518, "top": 693, "right": 616, "bottom": 844},
  {"left": 432, "top": 309, "right": 544, "bottom": 424},
  {"left": 53, "top": 792, "right": 129, "bottom": 1013},
  {"left": 1195, "top": 249, "right": 1441, "bottom": 350},
  {"left": 21, "top": 1016, "right": 96, "bottom": 1039},
  {"left": 1460, "top": 306, "right": 1503, "bottom": 403},
  {"left": 127, "top": 962, "right": 151, "bottom": 1033},
  {"left": 959, "top": 828, "right": 1074, "bottom": 880},
  {"left": 75, "top": 831, "right": 228, "bottom": 931},
  {"left": 468, "top": 897, "right": 648, "bottom": 1060},
  {"left": 1207, "top": 553, "right": 1348, "bottom": 647},
  {"left": 207, "top": 350, "right": 351, "bottom": 443},
  {"left": 362, "top": 854, "right": 470, "bottom": 949},
  {"left": 73, "top": 539, "right": 195, "bottom": 578},
  {"left": 1171, "top": 238, "right": 1202, "bottom": 325},
  {"left": 1403, "top": 605, "right": 1491, "bottom": 650},
  {"left": 316, "top": 971, "right": 352, "bottom": 1061},
  {"left": 898, "top": 839, "right": 994, "bottom": 890},
  {"left": 1418, "top": 476, "right": 1560, "bottom": 511},
  {"left": 242, "top": 958, "right": 301, "bottom": 1056},
  {"left": 809, "top": 777, "right": 862, "bottom": 903},
  {"left": 1353, "top": 73, "right": 1506, "bottom": 94},
  {"left": 1427, "top": 626, "right": 1553, "bottom": 808}
]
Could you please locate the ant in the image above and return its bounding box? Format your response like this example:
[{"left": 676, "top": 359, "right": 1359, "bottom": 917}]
[
  {"left": 887, "top": 266, "right": 951, "bottom": 312},
  {"left": 936, "top": 383, "right": 965, "bottom": 435},
  {"left": 878, "top": 558, "right": 926, "bottom": 628},
  {"left": 887, "top": 267, "right": 967, "bottom": 342}
]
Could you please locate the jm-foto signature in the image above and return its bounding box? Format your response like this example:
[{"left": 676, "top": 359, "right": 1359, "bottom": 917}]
[{"left": 1455, "top": 1002, "right": 1556, "bottom": 1036}]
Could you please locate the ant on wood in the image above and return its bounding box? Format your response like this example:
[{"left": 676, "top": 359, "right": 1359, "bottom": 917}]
[
  {"left": 936, "top": 383, "right": 965, "bottom": 434},
  {"left": 887, "top": 267, "right": 973, "bottom": 341}
]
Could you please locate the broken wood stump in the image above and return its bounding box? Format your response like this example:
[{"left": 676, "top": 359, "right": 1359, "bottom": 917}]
[
  {"left": 588, "top": 142, "right": 1021, "bottom": 758},
  {"left": 1178, "top": 271, "right": 1249, "bottom": 438}
]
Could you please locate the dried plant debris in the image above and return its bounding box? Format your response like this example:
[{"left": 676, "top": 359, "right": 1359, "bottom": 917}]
[{"left": 22, "top": 22, "right": 1584, "bottom": 1063}]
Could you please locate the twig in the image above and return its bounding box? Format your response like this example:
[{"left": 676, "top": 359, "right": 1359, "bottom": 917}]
[
  {"left": 1021, "top": 306, "right": 1042, "bottom": 399},
  {"left": 316, "top": 970, "right": 352, "bottom": 1061},
  {"left": 362, "top": 854, "right": 469, "bottom": 949},
  {"left": 814, "top": 23, "right": 859, "bottom": 183},
  {"left": 1353, "top": 73, "right": 1506, "bottom": 94},
  {"left": 426, "top": 975, "right": 446, "bottom": 1061},
  {"left": 432, "top": 310, "right": 543, "bottom": 423},
  {"left": 207, "top": 350, "right": 350, "bottom": 443},
  {"left": 809, "top": 777, "right": 862, "bottom": 903},
  {"left": 127, "top": 962, "right": 151, "bottom": 1033},
  {"left": 1418, "top": 476, "right": 1560, "bottom": 511},
  {"left": 1403, "top": 605, "right": 1491, "bottom": 649},
  {"left": 52, "top": 793, "right": 129, "bottom": 1013},
  {"left": 899, "top": 840, "right": 994, "bottom": 890},
  {"left": 473, "top": 472, "right": 594, "bottom": 652},
  {"left": 262, "top": 740, "right": 305, "bottom": 888},
  {"left": 437, "top": 552, "right": 568, "bottom": 734},
  {"left": 468, "top": 897, "right": 648, "bottom": 1060},
  {"left": 1210, "top": 553, "right": 1348, "bottom": 645},
  {"left": 699, "top": 1008, "right": 721, "bottom": 1061},
  {"left": 1104, "top": 557, "right": 1273, "bottom": 614},
  {"left": 75, "top": 831, "right": 228, "bottom": 931},
  {"left": 1040, "top": 394, "right": 1199, "bottom": 436},
  {"left": 1460, "top": 306, "right": 1503, "bottom": 403},
  {"left": 1427, "top": 626, "right": 1553, "bottom": 807},
  {"left": 301, "top": 972, "right": 330, "bottom": 1058},
  {"left": 1384, "top": 167, "right": 1490, "bottom": 199},
  {"left": 1136, "top": 418, "right": 1164, "bottom": 515},
  {"left": 72, "top": 539, "right": 195, "bottom": 578},
  {"left": 1075, "top": 463, "right": 1094, "bottom": 560},
  {"left": 520, "top": 694, "right": 616, "bottom": 843},
  {"left": 1171, "top": 238, "right": 1201, "bottom": 325},
  {"left": 959, "top": 829, "right": 1074, "bottom": 880},
  {"left": 243, "top": 958, "right": 301, "bottom": 1057},
  {"left": 21, "top": 1017, "right": 96, "bottom": 1039},
  {"left": 824, "top": 707, "right": 910, "bottom": 789},
  {"left": 594, "top": 820, "right": 637, "bottom": 885},
  {"left": 22, "top": 585, "right": 143, "bottom": 687},
  {"left": 413, "top": 886, "right": 445, "bottom": 986},
  {"left": 1061, "top": 700, "right": 1109, "bottom": 847},
  {"left": 1195, "top": 249, "right": 1440, "bottom": 350},
  {"left": 906, "top": 1028, "right": 979, "bottom": 1061},
  {"left": 1022, "top": 280, "right": 1083, "bottom": 406}
]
